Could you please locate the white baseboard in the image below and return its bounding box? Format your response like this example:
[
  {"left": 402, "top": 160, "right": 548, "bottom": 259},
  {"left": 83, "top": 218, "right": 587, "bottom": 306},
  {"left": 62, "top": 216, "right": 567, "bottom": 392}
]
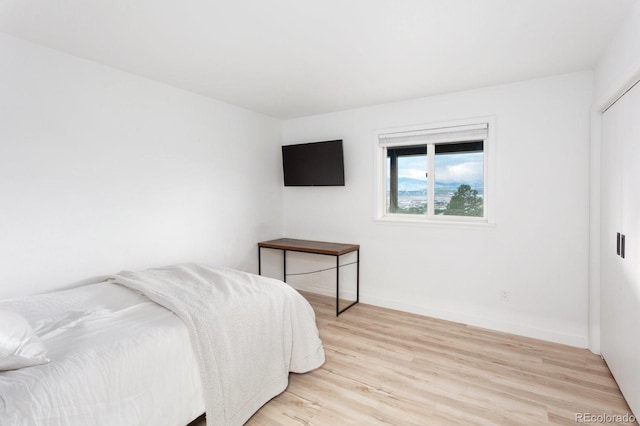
[
  {"left": 291, "top": 284, "right": 588, "bottom": 348},
  {"left": 359, "top": 295, "right": 588, "bottom": 348}
]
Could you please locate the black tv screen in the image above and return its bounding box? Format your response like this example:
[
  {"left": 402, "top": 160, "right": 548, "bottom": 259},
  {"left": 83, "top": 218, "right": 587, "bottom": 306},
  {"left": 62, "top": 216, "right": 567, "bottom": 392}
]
[{"left": 282, "top": 140, "right": 345, "bottom": 186}]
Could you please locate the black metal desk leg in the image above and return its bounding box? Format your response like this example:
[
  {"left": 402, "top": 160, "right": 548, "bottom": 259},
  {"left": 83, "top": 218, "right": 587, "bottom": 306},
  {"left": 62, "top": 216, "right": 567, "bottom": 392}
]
[
  {"left": 283, "top": 250, "right": 287, "bottom": 283},
  {"left": 337, "top": 250, "right": 359, "bottom": 316},
  {"left": 356, "top": 248, "right": 360, "bottom": 303},
  {"left": 258, "top": 246, "right": 261, "bottom": 275},
  {"left": 336, "top": 255, "right": 340, "bottom": 317}
]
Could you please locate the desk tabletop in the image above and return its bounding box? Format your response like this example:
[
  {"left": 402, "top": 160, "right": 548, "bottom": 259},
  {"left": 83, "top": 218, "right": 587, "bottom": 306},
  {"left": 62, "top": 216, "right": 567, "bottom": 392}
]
[{"left": 258, "top": 238, "right": 359, "bottom": 256}]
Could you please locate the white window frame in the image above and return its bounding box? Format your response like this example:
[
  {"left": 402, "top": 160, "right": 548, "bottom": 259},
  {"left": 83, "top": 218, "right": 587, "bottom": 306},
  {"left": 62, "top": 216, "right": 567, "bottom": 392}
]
[{"left": 374, "top": 116, "right": 496, "bottom": 226}]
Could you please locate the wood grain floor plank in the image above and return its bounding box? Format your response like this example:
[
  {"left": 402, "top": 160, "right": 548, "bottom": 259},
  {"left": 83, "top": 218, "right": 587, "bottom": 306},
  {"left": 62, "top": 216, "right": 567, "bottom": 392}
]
[{"left": 241, "top": 293, "right": 636, "bottom": 425}]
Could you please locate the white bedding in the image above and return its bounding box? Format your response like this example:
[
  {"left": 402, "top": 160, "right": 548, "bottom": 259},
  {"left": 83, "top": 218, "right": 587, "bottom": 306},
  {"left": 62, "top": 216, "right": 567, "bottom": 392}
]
[
  {"left": 0, "top": 282, "right": 205, "bottom": 426},
  {"left": 111, "top": 264, "right": 325, "bottom": 426},
  {"left": 0, "top": 265, "right": 325, "bottom": 426}
]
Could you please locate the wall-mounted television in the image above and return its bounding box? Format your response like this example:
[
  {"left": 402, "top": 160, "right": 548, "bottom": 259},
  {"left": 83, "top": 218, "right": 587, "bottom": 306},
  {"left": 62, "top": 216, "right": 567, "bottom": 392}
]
[{"left": 282, "top": 140, "right": 345, "bottom": 186}]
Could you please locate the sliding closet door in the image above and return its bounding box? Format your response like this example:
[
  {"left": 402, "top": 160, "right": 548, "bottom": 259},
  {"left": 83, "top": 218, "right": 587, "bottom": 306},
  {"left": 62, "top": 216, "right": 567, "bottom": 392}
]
[
  {"left": 617, "top": 83, "right": 640, "bottom": 413},
  {"left": 601, "top": 81, "right": 640, "bottom": 416}
]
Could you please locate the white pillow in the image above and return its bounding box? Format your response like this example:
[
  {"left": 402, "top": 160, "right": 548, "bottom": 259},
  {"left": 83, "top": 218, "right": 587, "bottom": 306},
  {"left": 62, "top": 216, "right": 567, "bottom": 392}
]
[{"left": 0, "top": 309, "right": 50, "bottom": 371}]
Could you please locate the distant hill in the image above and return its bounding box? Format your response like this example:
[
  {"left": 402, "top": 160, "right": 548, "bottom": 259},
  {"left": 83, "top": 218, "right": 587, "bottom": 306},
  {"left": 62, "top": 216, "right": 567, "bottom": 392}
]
[
  {"left": 391, "top": 177, "right": 483, "bottom": 194},
  {"left": 398, "top": 177, "right": 427, "bottom": 191}
]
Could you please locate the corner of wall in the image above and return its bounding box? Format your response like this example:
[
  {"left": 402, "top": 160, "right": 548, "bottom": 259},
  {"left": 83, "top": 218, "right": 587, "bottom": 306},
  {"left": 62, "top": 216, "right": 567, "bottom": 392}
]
[
  {"left": 594, "top": 1, "right": 640, "bottom": 110},
  {"left": 589, "top": 110, "right": 602, "bottom": 355}
]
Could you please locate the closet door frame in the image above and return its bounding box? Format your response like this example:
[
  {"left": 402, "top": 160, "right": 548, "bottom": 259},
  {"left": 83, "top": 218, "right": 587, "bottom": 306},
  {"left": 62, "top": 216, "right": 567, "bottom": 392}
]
[{"left": 599, "top": 80, "right": 640, "bottom": 417}]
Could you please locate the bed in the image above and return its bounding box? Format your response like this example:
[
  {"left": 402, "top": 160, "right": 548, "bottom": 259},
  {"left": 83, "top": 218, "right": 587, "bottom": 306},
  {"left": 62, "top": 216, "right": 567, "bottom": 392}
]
[{"left": 0, "top": 264, "right": 325, "bottom": 426}]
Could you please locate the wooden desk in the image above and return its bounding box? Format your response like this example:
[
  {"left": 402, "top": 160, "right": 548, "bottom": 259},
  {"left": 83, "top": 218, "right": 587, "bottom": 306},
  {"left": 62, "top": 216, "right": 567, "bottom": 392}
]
[{"left": 258, "top": 238, "right": 360, "bottom": 316}]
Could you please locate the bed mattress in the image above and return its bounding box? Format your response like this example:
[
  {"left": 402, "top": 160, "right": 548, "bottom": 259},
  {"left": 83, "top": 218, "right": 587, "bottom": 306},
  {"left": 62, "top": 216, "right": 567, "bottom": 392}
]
[{"left": 0, "top": 282, "right": 205, "bottom": 426}]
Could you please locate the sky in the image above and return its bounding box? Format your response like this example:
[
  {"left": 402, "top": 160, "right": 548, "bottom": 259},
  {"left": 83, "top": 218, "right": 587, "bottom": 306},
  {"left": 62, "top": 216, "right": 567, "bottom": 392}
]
[{"left": 397, "top": 152, "right": 483, "bottom": 183}]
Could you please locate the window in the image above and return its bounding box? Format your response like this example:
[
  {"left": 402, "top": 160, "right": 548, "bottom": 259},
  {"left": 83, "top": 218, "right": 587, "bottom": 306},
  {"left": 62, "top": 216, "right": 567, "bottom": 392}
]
[{"left": 377, "top": 119, "right": 493, "bottom": 224}]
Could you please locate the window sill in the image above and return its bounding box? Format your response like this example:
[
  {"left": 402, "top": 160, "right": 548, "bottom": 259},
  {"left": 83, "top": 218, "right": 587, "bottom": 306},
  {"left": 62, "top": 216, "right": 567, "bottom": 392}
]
[{"left": 374, "top": 215, "right": 496, "bottom": 229}]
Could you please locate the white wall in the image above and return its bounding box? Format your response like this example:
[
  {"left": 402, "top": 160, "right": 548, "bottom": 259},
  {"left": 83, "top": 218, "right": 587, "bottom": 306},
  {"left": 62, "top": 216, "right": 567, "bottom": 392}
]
[
  {"left": 277, "top": 72, "right": 594, "bottom": 347},
  {"left": 594, "top": 1, "right": 640, "bottom": 108},
  {"left": 0, "top": 33, "right": 283, "bottom": 299}
]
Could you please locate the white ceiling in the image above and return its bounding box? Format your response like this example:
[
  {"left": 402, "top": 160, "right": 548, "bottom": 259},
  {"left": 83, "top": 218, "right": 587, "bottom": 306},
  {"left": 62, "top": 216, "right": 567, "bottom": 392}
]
[{"left": 0, "top": 0, "right": 635, "bottom": 119}]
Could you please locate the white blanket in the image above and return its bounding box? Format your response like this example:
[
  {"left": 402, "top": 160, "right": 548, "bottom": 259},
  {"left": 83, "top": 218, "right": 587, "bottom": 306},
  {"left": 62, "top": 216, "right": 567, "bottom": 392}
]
[
  {"left": 0, "top": 282, "right": 204, "bottom": 426},
  {"left": 110, "top": 264, "right": 325, "bottom": 426}
]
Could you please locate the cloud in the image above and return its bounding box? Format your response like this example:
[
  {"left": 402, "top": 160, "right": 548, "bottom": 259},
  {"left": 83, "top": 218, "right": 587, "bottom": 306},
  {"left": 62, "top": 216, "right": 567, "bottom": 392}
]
[
  {"left": 436, "top": 158, "right": 483, "bottom": 183},
  {"left": 390, "top": 152, "right": 483, "bottom": 183},
  {"left": 401, "top": 168, "right": 428, "bottom": 180},
  {"left": 395, "top": 156, "right": 427, "bottom": 180}
]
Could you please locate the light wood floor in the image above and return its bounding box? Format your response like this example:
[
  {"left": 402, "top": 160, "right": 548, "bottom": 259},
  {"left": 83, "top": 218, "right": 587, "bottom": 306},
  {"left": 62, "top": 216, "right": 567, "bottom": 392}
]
[{"left": 200, "top": 293, "right": 636, "bottom": 425}]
